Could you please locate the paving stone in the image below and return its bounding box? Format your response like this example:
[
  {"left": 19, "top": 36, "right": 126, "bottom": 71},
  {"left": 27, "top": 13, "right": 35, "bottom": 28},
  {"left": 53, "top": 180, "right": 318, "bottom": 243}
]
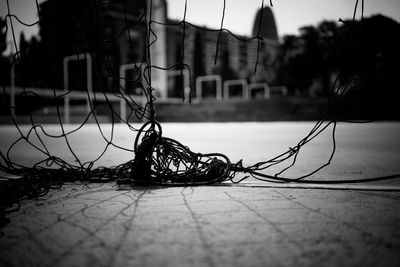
[{"left": 1, "top": 184, "right": 400, "bottom": 267}]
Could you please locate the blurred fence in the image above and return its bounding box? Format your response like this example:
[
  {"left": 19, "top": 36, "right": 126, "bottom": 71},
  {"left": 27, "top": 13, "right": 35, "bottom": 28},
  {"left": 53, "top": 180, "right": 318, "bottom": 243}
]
[{"left": 3, "top": 54, "right": 287, "bottom": 124}]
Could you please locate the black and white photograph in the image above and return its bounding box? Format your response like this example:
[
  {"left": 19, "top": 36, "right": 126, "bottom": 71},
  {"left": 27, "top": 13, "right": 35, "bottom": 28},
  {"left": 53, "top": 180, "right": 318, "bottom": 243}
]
[{"left": 1, "top": 0, "right": 400, "bottom": 266}]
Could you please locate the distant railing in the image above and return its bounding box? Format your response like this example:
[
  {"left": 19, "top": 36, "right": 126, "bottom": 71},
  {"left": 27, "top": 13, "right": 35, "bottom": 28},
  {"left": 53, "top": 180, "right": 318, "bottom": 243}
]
[
  {"left": 270, "top": 86, "right": 288, "bottom": 97},
  {"left": 4, "top": 54, "right": 288, "bottom": 124},
  {"left": 167, "top": 69, "right": 191, "bottom": 102},
  {"left": 223, "top": 79, "right": 248, "bottom": 100},
  {"left": 3, "top": 86, "right": 146, "bottom": 124},
  {"left": 195, "top": 75, "right": 222, "bottom": 101},
  {"left": 249, "top": 83, "right": 270, "bottom": 100},
  {"left": 195, "top": 75, "right": 287, "bottom": 101}
]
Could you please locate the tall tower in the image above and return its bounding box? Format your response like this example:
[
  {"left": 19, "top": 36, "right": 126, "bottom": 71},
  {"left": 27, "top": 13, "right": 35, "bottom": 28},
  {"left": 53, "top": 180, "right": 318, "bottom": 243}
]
[
  {"left": 252, "top": 6, "right": 278, "bottom": 41},
  {"left": 251, "top": 6, "right": 279, "bottom": 83}
]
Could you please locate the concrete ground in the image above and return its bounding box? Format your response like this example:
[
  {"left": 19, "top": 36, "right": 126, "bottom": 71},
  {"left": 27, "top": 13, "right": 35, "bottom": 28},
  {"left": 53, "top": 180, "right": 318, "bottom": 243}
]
[{"left": 0, "top": 122, "right": 400, "bottom": 267}]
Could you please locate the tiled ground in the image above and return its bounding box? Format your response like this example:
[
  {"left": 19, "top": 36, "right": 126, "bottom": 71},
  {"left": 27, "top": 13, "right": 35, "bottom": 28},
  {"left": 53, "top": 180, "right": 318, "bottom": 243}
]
[
  {"left": 1, "top": 183, "right": 399, "bottom": 267},
  {"left": 1, "top": 122, "right": 400, "bottom": 266}
]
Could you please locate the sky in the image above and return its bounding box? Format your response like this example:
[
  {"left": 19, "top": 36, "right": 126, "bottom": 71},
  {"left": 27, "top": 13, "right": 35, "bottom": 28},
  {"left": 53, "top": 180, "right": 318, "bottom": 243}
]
[
  {"left": 166, "top": 0, "right": 400, "bottom": 36},
  {"left": 1, "top": 0, "right": 400, "bottom": 50}
]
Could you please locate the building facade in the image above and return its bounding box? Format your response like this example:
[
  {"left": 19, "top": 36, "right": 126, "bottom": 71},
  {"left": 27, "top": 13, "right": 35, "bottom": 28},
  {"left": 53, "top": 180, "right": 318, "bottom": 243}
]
[
  {"left": 164, "top": 4, "right": 280, "bottom": 98},
  {"left": 37, "top": 0, "right": 279, "bottom": 98}
]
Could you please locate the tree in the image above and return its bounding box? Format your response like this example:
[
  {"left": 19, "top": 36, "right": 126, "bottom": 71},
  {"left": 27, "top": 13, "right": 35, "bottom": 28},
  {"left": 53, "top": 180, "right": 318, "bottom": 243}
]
[
  {"left": 338, "top": 15, "right": 400, "bottom": 119},
  {"left": 277, "top": 33, "right": 315, "bottom": 95}
]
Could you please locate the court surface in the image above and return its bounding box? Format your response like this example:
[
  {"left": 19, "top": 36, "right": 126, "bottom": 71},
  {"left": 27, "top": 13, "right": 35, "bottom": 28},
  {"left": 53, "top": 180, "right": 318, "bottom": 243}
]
[{"left": 1, "top": 122, "right": 400, "bottom": 267}]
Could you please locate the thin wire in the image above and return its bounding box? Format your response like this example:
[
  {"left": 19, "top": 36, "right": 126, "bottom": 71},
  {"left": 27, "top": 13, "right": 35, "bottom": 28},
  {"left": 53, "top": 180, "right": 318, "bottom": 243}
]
[
  {"left": 214, "top": 0, "right": 226, "bottom": 65},
  {"left": 254, "top": 0, "right": 264, "bottom": 74}
]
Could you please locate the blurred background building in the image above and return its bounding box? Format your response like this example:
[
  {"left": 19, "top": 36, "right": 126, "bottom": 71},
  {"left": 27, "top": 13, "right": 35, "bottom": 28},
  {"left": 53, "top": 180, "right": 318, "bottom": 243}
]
[
  {"left": 8, "top": 0, "right": 279, "bottom": 97},
  {"left": 1, "top": 0, "right": 400, "bottom": 121}
]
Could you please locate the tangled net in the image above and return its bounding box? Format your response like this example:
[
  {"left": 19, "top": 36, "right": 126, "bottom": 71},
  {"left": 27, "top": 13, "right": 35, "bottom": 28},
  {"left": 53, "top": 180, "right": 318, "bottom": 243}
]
[{"left": 1, "top": 0, "right": 400, "bottom": 228}]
